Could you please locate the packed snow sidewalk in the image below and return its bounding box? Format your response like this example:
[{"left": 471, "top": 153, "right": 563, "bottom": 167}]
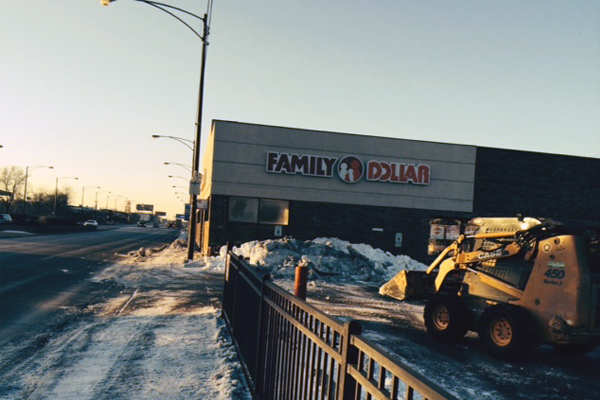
[{"left": 0, "top": 238, "right": 251, "bottom": 400}]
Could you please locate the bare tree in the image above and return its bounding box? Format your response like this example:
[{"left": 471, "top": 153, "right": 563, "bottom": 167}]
[{"left": 0, "top": 166, "right": 26, "bottom": 213}]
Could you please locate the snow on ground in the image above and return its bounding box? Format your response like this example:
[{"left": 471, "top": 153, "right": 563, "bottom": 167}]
[
  {"left": 1, "top": 234, "right": 429, "bottom": 400},
  {"left": 2, "top": 313, "right": 247, "bottom": 400},
  {"left": 4, "top": 234, "right": 598, "bottom": 400}
]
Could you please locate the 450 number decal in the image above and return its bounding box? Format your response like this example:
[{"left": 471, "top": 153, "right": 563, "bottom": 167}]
[{"left": 544, "top": 268, "right": 566, "bottom": 280}]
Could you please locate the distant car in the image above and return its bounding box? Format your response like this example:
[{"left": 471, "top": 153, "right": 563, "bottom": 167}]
[
  {"left": 0, "top": 214, "right": 12, "bottom": 225},
  {"left": 137, "top": 221, "right": 146, "bottom": 227},
  {"left": 152, "top": 222, "right": 160, "bottom": 228},
  {"left": 83, "top": 219, "right": 98, "bottom": 227}
]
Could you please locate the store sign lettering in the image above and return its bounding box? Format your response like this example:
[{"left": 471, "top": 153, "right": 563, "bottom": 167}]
[
  {"left": 266, "top": 152, "right": 431, "bottom": 185},
  {"left": 266, "top": 152, "right": 338, "bottom": 177},
  {"left": 366, "top": 161, "right": 430, "bottom": 185}
]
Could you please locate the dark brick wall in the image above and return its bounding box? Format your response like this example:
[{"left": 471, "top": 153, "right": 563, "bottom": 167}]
[
  {"left": 474, "top": 147, "right": 600, "bottom": 222},
  {"left": 206, "top": 194, "right": 456, "bottom": 262}
]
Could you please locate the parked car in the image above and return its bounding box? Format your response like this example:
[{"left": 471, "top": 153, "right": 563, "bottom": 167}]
[
  {"left": 137, "top": 221, "right": 146, "bottom": 227},
  {"left": 83, "top": 219, "right": 98, "bottom": 227},
  {"left": 0, "top": 214, "right": 12, "bottom": 225}
]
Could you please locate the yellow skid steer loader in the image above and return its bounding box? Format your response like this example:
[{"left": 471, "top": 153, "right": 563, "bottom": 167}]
[{"left": 381, "top": 217, "right": 600, "bottom": 360}]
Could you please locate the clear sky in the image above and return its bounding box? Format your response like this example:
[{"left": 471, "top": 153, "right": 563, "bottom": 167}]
[{"left": 1, "top": 0, "right": 599, "bottom": 218}]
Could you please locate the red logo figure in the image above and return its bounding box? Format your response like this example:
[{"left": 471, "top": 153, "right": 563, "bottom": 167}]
[{"left": 337, "top": 156, "right": 364, "bottom": 183}]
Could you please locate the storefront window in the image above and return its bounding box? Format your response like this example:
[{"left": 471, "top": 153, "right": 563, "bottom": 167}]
[
  {"left": 228, "top": 197, "right": 259, "bottom": 223},
  {"left": 228, "top": 197, "right": 289, "bottom": 225},
  {"left": 259, "top": 199, "right": 289, "bottom": 225},
  {"left": 428, "top": 218, "right": 463, "bottom": 255}
]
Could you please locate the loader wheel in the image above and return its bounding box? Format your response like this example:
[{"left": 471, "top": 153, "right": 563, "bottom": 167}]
[
  {"left": 424, "top": 293, "right": 470, "bottom": 344},
  {"left": 479, "top": 306, "right": 534, "bottom": 361}
]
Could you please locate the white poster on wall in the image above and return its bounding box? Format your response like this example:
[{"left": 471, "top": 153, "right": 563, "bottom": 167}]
[{"left": 395, "top": 233, "right": 403, "bottom": 248}]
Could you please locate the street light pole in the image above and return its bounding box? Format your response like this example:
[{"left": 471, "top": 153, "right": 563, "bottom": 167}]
[
  {"left": 187, "top": 5, "right": 210, "bottom": 261},
  {"left": 101, "top": 0, "right": 212, "bottom": 261},
  {"left": 82, "top": 186, "right": 101, "bottom": 207},
  {"left": 54, "top": 176, "right": 78, "bottom": 215},
  {"left": 23, "top": 165, "right": 53, "bottom": 214},
  {"left": 96, "top": 190, "right": 109, "bottom": 210}
]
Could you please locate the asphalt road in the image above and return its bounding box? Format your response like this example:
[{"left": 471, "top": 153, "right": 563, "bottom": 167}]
[{"left": 0, "top": 225, "right": 179, "bottom": 346}]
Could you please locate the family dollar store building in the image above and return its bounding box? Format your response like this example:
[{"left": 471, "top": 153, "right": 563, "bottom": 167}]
[{"left": 195, "top": 120, "right": 600, "bottom": 263}]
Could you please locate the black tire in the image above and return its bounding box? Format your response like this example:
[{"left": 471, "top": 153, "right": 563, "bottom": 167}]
[
  {"left": 478, "top": 305, "right": 534, "bottom": 361},
  {"left": 424, "top": 293, "right": 470, "bottom": 344},
  {"left": 553, "top": 343, "right": 598, "bottom": 356}
]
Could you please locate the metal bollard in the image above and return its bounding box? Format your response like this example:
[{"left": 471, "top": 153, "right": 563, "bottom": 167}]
[{"left": 294, "top": 264, "right": 308, "bottom": 300}]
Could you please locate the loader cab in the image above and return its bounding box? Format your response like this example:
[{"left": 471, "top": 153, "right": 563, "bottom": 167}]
[{"left": 459, "top": 217, "right": 544, "bottom": 292}]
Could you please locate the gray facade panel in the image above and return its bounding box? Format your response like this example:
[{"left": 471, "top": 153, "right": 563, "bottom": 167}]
[
  {"left": 209, "top": 121, "right": 476, "bottom": 212},
  {"left": 214, "top": 121, "right": 475, "bottom": 164},
  {"left": 213, "top": 141, "right": 475, "bottom": 183}
]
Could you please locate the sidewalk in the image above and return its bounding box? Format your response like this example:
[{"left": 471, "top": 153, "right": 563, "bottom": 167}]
[{"left": 0, "top": 242, "right": 252, "bottom": 400}]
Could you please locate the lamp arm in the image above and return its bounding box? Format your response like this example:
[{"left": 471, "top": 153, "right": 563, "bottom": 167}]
[
  {"left": 137, "top": 1, "right": 204, "bottom": 40},
  {"left": 138, "top": 1, "right": 205, "bottom": 22},
  {"left": 171, "top": 137, "right": 194, "bottom": 151}
]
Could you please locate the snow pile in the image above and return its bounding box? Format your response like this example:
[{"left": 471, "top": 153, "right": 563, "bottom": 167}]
[
  {"left": 231, "top": 237, "right": 427, "bottom": 283},
  {"left": 112, "top": 233, "right": 426, "bottom": 285}
]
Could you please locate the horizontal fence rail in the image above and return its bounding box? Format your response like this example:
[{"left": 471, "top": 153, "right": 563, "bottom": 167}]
[{"left": 221, "top": 248, "right": 458, "bottom": 400}]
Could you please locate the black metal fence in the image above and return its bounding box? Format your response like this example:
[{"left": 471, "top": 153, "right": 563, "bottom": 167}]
[{"left": 221, "top": 249, "right": 458, "bottom": 400}]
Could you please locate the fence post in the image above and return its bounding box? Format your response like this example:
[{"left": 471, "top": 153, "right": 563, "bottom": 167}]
[
  {"left": 221, "top": 243, "right": 230, "bottom": 321},
  {"left": 338, "top": 320, "right": 362, "bottom": 400},
  {"left": 229, "top": 247, "right": 240, "bottom": 334},
  {"left": 253, "top": 273, "right": 270, "bottom": 398}
]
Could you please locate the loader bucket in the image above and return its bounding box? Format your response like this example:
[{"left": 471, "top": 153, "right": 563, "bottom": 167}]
[{"left": 379, "top": 270, "right": 428, "bottom": 301}]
